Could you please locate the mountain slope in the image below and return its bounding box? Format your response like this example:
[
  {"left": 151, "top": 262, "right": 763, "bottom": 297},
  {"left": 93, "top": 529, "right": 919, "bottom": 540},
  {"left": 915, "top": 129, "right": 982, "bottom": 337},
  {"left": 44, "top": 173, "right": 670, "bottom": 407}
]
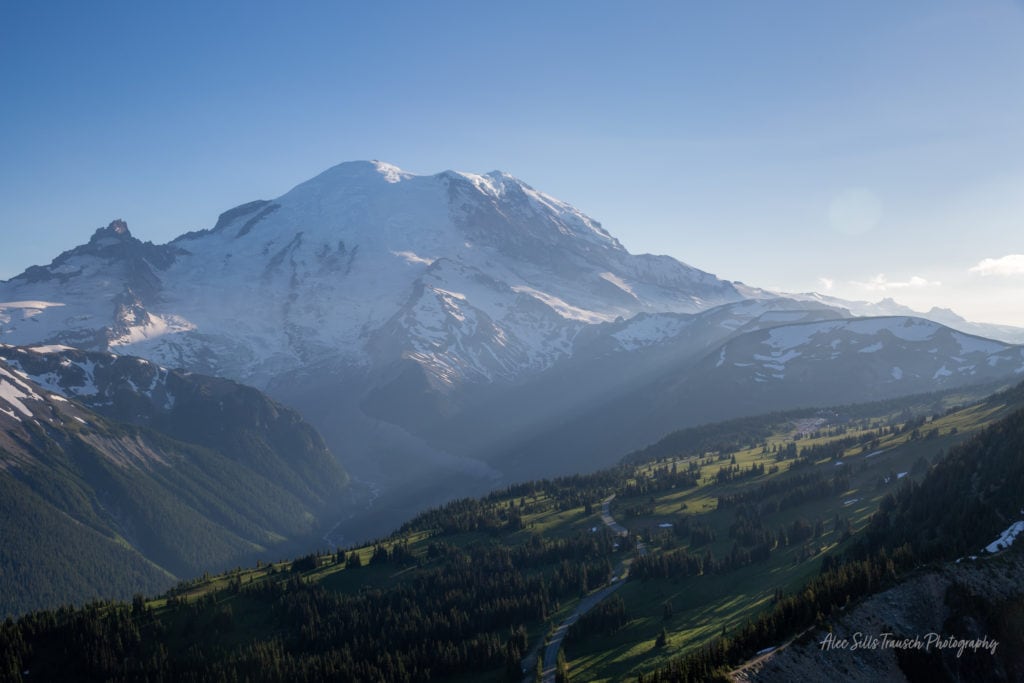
[
  {"left": 383, "top": 298, "right": 850, "bottom": 463},
  {"left": 484, "top": 315, "right": 1024, "bottom": 478},
  {"left": 0, "top": 348, "right": 350, "bottom": 615},
  {"left": 0, "top": 344, "right": 349, "bottom": 508},
  {"left": 684, "top": 316, "right": 1024, "bottom": 407}
]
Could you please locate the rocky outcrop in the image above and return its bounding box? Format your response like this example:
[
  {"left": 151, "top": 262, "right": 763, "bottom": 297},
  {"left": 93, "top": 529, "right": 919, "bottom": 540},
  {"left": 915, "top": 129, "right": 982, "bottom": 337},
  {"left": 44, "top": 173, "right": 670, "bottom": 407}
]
[{"left": 733, "top": 551, "right": 1024, "bottom": 682}]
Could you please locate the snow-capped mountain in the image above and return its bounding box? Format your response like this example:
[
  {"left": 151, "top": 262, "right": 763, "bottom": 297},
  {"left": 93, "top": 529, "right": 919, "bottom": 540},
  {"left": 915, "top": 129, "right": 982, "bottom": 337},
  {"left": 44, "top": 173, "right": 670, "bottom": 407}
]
[
  {"left": 0, "top": 161, "right": 741, "bottom": 389},
  {"left": 4, "top": 161, "right": 1024, "bottom": 533},
  {"left": 0, "top": 161, "right": 753, "bottom": 531}
]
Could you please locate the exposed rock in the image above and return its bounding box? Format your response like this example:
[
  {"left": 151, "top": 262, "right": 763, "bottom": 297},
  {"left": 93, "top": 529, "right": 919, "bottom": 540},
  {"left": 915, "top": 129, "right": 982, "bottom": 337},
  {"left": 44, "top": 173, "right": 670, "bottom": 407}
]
[{"left": 733, "top": 551, "right": 1024, "bottom": 682}]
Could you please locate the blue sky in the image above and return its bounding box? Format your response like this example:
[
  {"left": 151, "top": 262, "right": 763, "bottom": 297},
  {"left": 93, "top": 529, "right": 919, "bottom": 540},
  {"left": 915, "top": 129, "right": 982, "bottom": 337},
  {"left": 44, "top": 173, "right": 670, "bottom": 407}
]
[{"left": 2, "top": 1, "right": 1023, "bottom": 324}]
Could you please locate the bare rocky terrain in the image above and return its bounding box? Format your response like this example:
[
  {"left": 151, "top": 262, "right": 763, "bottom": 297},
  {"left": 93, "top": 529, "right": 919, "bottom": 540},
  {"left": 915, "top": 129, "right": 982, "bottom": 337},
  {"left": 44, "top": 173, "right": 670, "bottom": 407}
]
[{"left": 733, "top": 549, "right": 1024, "bottom": 682}]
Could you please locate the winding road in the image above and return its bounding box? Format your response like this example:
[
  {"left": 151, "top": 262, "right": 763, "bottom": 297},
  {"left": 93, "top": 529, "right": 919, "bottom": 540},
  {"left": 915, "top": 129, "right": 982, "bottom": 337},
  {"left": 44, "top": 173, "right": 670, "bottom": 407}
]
[{"left": 522, "top": 494, "right": 645, "bottom": 682}]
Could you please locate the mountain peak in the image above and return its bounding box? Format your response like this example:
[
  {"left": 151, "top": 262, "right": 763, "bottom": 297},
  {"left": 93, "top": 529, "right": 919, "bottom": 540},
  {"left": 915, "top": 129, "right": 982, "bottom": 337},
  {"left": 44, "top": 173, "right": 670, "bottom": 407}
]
[
  {"left": 443, "top": 168, "right": 525, "bottom": 197},
  {"left": 368, "top": 160, "right": 408, "bottom": 183},
  {"left": 927, "top": 306, "right": 966, "bottom": 324},
  {"left": 278, "top": 160, "right": 413, "bottom": 203},
  {"left": 90, "top": 219, "right": 132, "bottom": 244},
  {"left": 316, "top": 159, "right": 411, "bottom": 184}
]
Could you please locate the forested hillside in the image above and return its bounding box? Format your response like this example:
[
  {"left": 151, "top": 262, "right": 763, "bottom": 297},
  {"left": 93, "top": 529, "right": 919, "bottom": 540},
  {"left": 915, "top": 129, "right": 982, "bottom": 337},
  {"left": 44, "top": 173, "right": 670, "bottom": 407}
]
[{"left": 0, "top": 354, "right": 350, "bottom": 616}]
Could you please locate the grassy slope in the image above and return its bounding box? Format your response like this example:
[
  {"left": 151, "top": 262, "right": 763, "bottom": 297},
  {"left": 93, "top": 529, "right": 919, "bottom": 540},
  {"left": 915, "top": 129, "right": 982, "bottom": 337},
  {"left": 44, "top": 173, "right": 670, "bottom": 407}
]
[{"left": 566, "top": 401, "right": 1004, "bottom": 681}]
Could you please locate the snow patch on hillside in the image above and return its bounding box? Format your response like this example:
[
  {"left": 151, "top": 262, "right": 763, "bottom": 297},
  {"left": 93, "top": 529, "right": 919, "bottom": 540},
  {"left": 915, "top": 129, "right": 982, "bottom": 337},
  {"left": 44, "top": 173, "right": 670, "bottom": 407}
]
[
  {"left": 111, "top": 314, "right": 195, "bottom": 346},
  {"left": 27, "top": 344, "right": 77, "bottom": 354},
  {"left": 599, "top": 272, "right": 637, "bottom": 298},
  {"left": 985, "top": 520, "right": 1024, "bottom": 554},
  {"left": 957, "top": 335, "right": 1009, "bottom": 355},
  {"left": 764, "top": 321, "right": 844, "bottom": 351},
  {"left": 511, "top": 286, "right": 615, "bottom": 323},
  {"left": 0, "top": 366, "right": 43, "bottom": 419}
]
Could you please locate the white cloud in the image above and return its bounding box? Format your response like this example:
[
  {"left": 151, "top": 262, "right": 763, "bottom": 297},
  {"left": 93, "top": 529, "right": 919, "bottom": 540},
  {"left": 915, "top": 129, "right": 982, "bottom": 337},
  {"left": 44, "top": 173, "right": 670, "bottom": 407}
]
[
  {"left": 969, "top": 254, "right": 1024, "bottom": 277},
  {"left": 851, "top": 273, "right": 941, "bottom": 291},
  {"left": 819, "top": 277, "right": 834, "bottom": 291}
]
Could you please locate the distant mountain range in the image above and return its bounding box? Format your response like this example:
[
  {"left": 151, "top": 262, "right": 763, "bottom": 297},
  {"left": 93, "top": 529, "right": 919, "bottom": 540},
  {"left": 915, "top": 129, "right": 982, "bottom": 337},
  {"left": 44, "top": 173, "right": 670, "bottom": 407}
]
[
  {"left": 2, "top": 161, "right": 1023, "bottom": 540},
  {"left": 776, "top": 290, "right": 1024, "bottom": 345}
]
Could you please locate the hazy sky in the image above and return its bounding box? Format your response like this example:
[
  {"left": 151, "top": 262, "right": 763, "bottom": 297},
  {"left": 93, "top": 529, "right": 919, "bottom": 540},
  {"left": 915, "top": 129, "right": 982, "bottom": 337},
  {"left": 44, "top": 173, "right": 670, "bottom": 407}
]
[{"left": 2, "top": 1, "right": 1023, "bottom": 325}]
